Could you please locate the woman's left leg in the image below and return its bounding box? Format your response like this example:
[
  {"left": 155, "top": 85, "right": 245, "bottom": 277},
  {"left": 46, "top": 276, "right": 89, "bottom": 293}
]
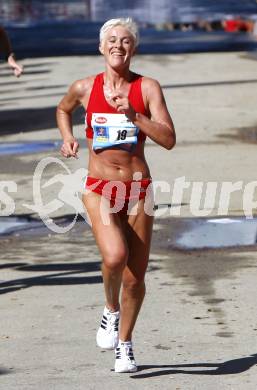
[{"left": 119, "top": 201, "right": 154, "bottom": 342}]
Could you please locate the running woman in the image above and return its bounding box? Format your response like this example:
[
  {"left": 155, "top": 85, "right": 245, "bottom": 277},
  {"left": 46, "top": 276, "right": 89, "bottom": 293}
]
[
  {"left": 0, "top": 26, "right": 23, "bottom": 77},
  {"left": 57, "top": 18, "right": 176, "bottom": 373}
]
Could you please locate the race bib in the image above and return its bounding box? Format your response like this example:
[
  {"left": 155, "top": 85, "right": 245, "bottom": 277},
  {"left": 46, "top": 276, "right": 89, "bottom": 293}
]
[{"left": 91, "top": 113, "right": 139, "bottom": 150}]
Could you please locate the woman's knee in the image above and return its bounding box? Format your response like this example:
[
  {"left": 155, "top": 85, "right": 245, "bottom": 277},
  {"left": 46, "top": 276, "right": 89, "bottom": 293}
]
[
  {"left": 103, "top": 247, "right": 128, "bottom": 271},
  {"left": 122, "top": 277, "right": 146, "bottom": 294}
]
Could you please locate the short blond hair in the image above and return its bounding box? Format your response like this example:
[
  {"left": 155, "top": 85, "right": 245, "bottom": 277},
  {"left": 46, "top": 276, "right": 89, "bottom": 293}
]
[{"left": 99, "top": 18, "right": 139, "bottom": 47}]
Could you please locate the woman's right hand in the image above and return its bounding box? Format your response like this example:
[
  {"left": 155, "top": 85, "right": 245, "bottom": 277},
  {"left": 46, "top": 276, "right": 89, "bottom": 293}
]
[
  {"left": 60, "top": 137, "right": 79, "bottom": 158},
  {"left": 8, "top": 54, "right": 23, "bottom": 77}
]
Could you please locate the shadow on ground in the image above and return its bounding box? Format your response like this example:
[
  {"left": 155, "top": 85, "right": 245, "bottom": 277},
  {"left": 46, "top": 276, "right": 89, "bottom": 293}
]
[
  {"left": 162, "top": 78, "right": 257, "bottom": 89},
  {"left": 0, "top": 106, "right": 84, "bottom": 135},
  {"left": 131, "top": 353, "right": 257, "bottom": 378},
  {"left": 0, "top": 367, "right": 14, "bottom": 376},
  {"left": 218, "top": 124, "right": 257, "bottom": 144},
  {"left": 0, "top": 261, "right": 102, "bottom": 295}
]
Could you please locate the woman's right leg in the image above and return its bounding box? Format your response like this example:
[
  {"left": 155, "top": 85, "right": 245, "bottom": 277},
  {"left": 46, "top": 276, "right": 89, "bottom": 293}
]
[{"left": 82, "top": 192, "right": 128, "bottom": 312}]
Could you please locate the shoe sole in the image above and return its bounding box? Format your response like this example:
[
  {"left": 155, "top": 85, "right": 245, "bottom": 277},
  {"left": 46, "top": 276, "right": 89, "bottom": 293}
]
[
  {"left": 97, "top": 343, "right": 116, "bottom": 350},
  {"left": 115, "top": 367, "right": 138, "bottom": 373}
]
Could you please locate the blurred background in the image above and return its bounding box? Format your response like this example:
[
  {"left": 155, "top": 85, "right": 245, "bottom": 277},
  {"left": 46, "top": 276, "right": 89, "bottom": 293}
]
[{"left": 1, "top": 0, "right": 257, "bottom": 56}]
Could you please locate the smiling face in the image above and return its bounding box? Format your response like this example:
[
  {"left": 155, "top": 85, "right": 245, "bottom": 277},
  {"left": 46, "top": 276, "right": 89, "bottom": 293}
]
[{"left": 99, "top": 25, "right": 136, "bottom": 70}]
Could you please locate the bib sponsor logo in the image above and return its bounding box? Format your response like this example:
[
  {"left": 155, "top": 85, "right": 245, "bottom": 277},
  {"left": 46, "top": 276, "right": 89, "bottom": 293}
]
[{"left": 95, "top": 116, "right": 107, "bottom": 124}]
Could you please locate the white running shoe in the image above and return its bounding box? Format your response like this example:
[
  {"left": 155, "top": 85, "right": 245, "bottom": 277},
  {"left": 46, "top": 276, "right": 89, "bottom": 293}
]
[
  {"left": 114, "top": 341, "right": 138, "bottom": 373},
  {"left": 96, "top": 306, "right": 119, "bottom": 350}
]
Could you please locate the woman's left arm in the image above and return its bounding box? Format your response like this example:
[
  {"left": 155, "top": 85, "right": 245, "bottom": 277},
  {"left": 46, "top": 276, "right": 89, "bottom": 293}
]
[
  {"left": 134, "top": 77, "right": 176, "bottom": 150},
  {"left": 111, "top": 77, "right": 176, "bottom": 150}
]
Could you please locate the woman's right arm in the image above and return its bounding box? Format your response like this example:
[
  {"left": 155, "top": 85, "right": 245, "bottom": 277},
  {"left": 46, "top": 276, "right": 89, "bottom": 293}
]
[{"left": 56, "top": 80, "right": 85, "bottom": 158}]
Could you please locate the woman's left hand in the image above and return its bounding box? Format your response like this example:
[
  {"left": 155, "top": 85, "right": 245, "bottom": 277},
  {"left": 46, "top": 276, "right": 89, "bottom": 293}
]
[{"left": 111, "top": 92, "right": 136, "bottom": 122}]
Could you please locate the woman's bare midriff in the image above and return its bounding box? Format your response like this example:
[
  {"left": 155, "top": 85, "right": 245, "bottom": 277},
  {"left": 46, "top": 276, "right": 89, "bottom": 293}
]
[{"left": 87, "top": 139, "right": 150, "bottom": 181}]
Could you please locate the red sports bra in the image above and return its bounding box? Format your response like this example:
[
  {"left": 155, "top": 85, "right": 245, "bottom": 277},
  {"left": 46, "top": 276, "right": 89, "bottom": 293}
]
[{"left": 85, "top": 72, "right": 148, "bottom": 141}]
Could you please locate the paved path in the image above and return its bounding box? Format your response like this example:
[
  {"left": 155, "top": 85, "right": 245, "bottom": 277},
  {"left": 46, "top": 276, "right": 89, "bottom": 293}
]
[{"left": 1, "top": 52, "right": 257, "bottom": 389}]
